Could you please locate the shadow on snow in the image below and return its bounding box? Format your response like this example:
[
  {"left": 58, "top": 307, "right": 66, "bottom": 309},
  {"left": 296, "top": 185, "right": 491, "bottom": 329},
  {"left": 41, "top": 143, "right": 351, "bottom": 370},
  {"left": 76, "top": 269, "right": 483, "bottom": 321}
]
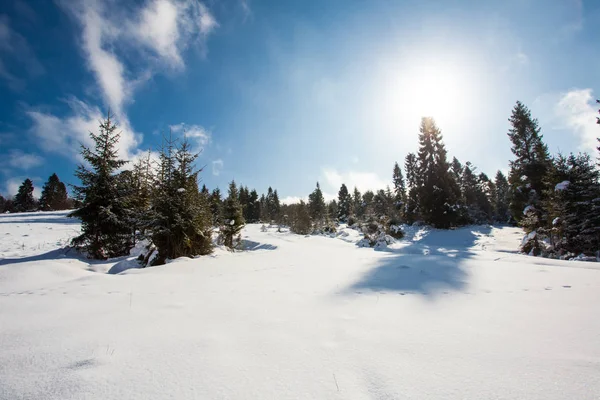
[{"left": 345, "top": 226, "right": 493, "bottom": 298}]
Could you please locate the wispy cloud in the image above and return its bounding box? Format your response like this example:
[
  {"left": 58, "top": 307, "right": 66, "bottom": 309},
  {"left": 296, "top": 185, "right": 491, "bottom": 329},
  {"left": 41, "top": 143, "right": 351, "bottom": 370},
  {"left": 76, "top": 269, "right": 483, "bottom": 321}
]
[
  {"left": 28, "top": 0, "right": 219, "bottom": 162},
  {"left": 280, "top": 195, "right": 306, "bottom": 205},
  {"left": 5, "top": 150, "right": 44, "bottom": 170},
  {"left": 552, "top": 88, "right": 599, "bottom": 153},
  {"left": 170, "top": 123, "right": 211, "bottom": 148},
  {"left": 212, "top": 159, "right": 224, "bottom": 176}
]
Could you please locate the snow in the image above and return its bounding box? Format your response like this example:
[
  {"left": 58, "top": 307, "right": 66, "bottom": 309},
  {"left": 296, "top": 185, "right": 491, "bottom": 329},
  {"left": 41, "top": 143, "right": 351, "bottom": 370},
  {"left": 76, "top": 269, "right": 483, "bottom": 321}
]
[
  {"left": 555, "top": 180, "right": 570, "bottom": 191},
  {"left": 2, "top": 211, "right": 600, "bottom": 399},
  {"left": 523, "top": 205, "right": 535, "bottom": 215},
  {"left": 177, "top": 188, "right": 186, "bottom": 193},
  {"left": 553, "top": 217, "right": 560, "bottom": 226}
]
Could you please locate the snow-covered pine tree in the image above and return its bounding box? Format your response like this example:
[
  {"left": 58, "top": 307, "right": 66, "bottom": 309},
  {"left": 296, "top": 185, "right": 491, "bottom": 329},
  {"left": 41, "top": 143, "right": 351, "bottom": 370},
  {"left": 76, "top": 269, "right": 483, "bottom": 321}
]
[
  {"left": 416, "top": 117, "right": 459, "bottom": 228},
  {"left": 494, "top": 171, "right": 510, "bottom": 223},
  {"left": 392, "top": 162, "right": 406, "bottom": 221},
  {"left": 69, "top": 112, "right": 132, "bottom": 259},
  {"left": 210, "top": 188, "right": 223, "bottom": 226},
  {"left": 13, "top": 178, "right": 36, "bottom": 212},
  {"left": 337, "top": 183, "right": 351, "bottom": 222},
  {"left": 546, "top": 153, "right": 600, "bottom": 257},
  {"left": 352, "top": 187, "right": 363, "bottom": 222},
  {"left": 289, "top": 200, "right": 312, "bottom": 234},
  {"left": 221, "top": 180, "right": 245, "bottom": 249},
  {"left": 39, "top": 173, "right": 69, "bottom": 211},
  {"left": 150, "top": 137, "right": 213, "bottom": 265},
  {"left": 404, "top": 153, "right": 420, "bottom": 224},
  {"left": 507, "top": 101, "right": 551, "bottom": 230},
  {"left": 308, "top": 182, "right": 326, "bottom": 228}
]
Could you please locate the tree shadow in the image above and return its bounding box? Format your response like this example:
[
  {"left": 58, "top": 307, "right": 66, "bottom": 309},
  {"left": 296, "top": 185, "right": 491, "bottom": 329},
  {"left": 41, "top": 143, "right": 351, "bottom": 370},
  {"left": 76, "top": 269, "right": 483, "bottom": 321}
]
[
  {"left": 241, "top": 239, "right": 278, "bottom": 251},
  {"left": 345, "top": 226, "right": 493, "bottom": 298},
  {"left": 0, "top": 217, "right": 80, "bottom": 225}
]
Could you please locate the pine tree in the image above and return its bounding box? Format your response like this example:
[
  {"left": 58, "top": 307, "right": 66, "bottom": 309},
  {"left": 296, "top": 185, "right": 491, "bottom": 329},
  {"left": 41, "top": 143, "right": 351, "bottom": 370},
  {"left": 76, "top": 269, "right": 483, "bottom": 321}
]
[
  {"left": 150, "top": 136, "right": 213, "bottom": 264},
  {"left": 362, "top": 190, "right": 375, "bottom": 220},
  {"left": 221, "top": 181, "right": 245, "bottom": 249},
  {"left": 404, "top": 153, "right": 419, "bottom": 224},
  {"left": 352, "top": 187, "right": 363, "bottom": 221},
  {"left": 0, "top": 195, "right": 5, "bottom": 213},
  {"left": 337, "top": 183, "right": 351, "bottom": 222},
  {"left": 259, "top": 193, "right": 267, "bottom": 222},
  {"left": 39, "top": 173, "right": 68, "bottom": 211},
  {"left": 327, "top": 199, "right": 338, "bottom": 221},
  {"left": 308, "top": 182, "right": 326, "bottom": 227},
  {"left": 507, "top": 101, "right": 550, "bottom": 229},
  {"left": 494, "top": 171, "right": 510, "bottom": 223},
  {"left": 246, "top": 189, "right": 260, "bottom": 223},
  {"left": 392, "top": 162, "right": 406, "bottom": 220},
  {"left": 546, "top": 153, "right": 600, "bottom": 256},
  {"left": 289, "top": 200, "right": 312, "bottom": 234},
  {"left": 14, "top": 178, "right": 36, "bottom": 212},
  {"left": 69, "top": 112, "right": 132, "bottom": 259},
  {"left": 210, "top": 188, "right": 223, "bottom": 226},
  {"left": 239, "top": 186, "right": 250, "bottom": 221},
  {"left": 416, "top": 117, "right": 458, "bottom": 228}
]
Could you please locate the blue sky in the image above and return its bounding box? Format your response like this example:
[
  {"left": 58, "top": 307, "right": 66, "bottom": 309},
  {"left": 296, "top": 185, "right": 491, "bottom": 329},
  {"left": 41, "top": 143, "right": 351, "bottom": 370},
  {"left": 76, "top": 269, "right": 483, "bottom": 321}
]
[{"left": 1, "top": 0, "right": 599, "bottom": 202}]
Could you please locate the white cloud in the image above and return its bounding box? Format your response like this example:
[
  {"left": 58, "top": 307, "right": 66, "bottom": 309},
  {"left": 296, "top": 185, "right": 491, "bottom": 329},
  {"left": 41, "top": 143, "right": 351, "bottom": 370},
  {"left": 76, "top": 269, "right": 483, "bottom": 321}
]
[
  {"left": 280, "top": 196, "right": 306, "bottom": 205},
  {"left": 170, "top": 123, "right": 211, "bottom": 147},
  {"left": 27, "top": 98, "right": 141, "bottom": 160},
  {"left": 6, "top": 150, "right": 44, "bottom": 170},
  {"left": 553, "top": 88, "right": 599, "bottom": 153},
  {"left": 4, "top": 176, "right": 41, "bottom": 199},
  {"left": 212, "top": 159, "right": 223, "bottom": 176},
  {"left": 321, "top": 167, "right": 389, "bottom": 194}
]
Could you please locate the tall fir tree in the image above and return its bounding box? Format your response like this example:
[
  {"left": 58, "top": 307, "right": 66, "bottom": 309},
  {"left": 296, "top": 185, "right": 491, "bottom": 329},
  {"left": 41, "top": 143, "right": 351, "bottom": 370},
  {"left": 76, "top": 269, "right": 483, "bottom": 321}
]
[
  {"left": 210, "top": 188, "right": 223, "bottom": 226},
  {"left": 308, "top": 182, "right": 326, "bottom": 227},
  {"left": 289, "top": 200, "right": 312, "bottom": 234},
  {"left": 404, "top": 153, "right": 420, "bottom": 224},
  {"left": 39, "top": 173, "right": 69, "bottom": 211},
  {"left": 70, "top": 112, "right": 132, "bottom": 259},
  {"left": 14, "top": 178, "right": 36, "bottom": 212},
  {"left": 337, "top": 183, "right": 351, "bottom": 222},
  {"left": 416, "top": 117, "right": 458, "bottom": 228},
  {"left": 0, "top": 195, "right": 5, "bottom": 213},
  {"left": 392, "top": 162, "right": 406, "bottom": 220},
  {"left": 493, "top": 171, "right": 510, "bottom": 223},
  {"left": 352, "top": 187, "right": 363, "bottom": 220},
  {"left": 507, "top": 101, "right": 550, "bottom": 230},
  {"left": 150, "top": 136, "right": 213, "bottom": 265},
  {"left": 246, "top": 189, "right": 260, "bottom": 223},
  {"left": 221, "top": 181, "right": 245, "bottom": 249}
]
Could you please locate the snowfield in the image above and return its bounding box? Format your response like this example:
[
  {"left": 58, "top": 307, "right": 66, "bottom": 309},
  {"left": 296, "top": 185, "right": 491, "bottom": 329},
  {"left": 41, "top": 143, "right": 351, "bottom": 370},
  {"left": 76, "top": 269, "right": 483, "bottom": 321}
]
[{"left": 1, "top": 212, "right": 600, "bottom": 399}]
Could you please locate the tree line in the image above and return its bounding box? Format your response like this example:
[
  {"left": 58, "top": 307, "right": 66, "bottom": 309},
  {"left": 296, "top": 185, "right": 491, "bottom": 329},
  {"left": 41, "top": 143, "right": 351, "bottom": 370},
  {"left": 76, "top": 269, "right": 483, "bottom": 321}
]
[{"left": 0, "top": 173, "right": 76, "bottom": 213}]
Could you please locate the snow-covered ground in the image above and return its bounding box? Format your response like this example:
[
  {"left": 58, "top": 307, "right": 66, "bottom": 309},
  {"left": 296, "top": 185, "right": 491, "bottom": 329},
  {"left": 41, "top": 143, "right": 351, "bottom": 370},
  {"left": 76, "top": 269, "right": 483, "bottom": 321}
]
[{"left": 1, "top": 211, "right": 600, "bottom": 399}]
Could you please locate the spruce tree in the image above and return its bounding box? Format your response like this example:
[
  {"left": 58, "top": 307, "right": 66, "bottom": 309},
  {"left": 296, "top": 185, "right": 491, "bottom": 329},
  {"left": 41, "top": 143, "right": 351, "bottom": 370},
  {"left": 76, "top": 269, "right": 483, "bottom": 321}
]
[
  {"left": 352, "top": 187, "right": 363, "bottom": 221},
  {"left": 494, "top": 171, "right": 510, "bottom": 223},
  {"left": 247, "top": 189, "right": 260, "bottom": 223},
  {"left": 337, "top": 183, "right": 351, "bottom": 222},
  {"left": 308, "top": 182, "right": 326, "bottom": 227},
  {"left": 150, "top": 137, "right": 213, "bottom": 264},
  {"left": 416, "top": 117, "right": 458, "bottom": 228},
  {"left": 210, "top": 188, "right": 223, "bottom": 226},
  {"left": 392, "top": 162, "right": 406, "bottom": 220},
  {"left": 507, "top": 101, "right": 550, "bottom": 230},
  {"left": 327, "top": 199, "right": 338, "bottom": 221},
  {"left": 70, "top": 112, "right": 132, "bottom": 259},
  {"left": 362, "top": 190, "right": 375, "bottom": 220},
  {"left": 39, "top": 173, "right": 68, "bottom": 211},
  {"left": 221, "top": 181, "right": 245, "bottom": 249},
  {"left": 404, "top": 153, "right": 419, "bottom": 224},
  {"left": 0, "top": 195, "right": 5, "bottom": 213},
  {"left": 14, "top": 178, "right": 36, "bottom": 212},
  {"left": 289, "top": 200, "right": 312, "bottom": 234}
]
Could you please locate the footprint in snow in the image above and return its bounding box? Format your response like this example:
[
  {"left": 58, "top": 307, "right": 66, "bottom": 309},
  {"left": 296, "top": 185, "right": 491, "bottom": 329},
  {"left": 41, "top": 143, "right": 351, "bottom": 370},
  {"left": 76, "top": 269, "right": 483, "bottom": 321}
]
[
  {"left": 544, "top": 287, "right": 552, "bottom": 291},
  {"left": 563, "top": 285, "right": 571, "bottom": 289}
]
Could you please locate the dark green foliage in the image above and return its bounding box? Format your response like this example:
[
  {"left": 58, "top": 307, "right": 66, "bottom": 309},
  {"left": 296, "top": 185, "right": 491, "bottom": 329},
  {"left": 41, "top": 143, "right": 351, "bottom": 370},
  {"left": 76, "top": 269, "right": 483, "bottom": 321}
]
[
  {"left": 264, "top": 187, "right": 281, "bottom": 223},
  {"left": 337, "top": 183, "right": 351, "bottom": 222},
  {"left": 69, "top": 112, "right": 133, "bottom": 259},
  {"left": 308, "top": 182, "right": 326, "bottom": 226},
  {"left": 150, "top": 136, "right": 213, "bottom": 265},
  {"left": 289, "top": 200, "right": 312, "bottom": 235},
  {"left": 392, "top": 162, "right": 406, "bottom": 220},
  {"left": 494, "top": 171, "right": 510, "bottom": 223},
  {"left": 546, "top": 153, "right": 600, "bottom": 256},
  {"left": 327, "top": 199, "right": 338, "bottom": 221},
  {"left": 404, "top": 153, "right": 419, "bottom": 224},
  {"left": 507, "top": 101, "right": 550, "bottom": 228},
  {"left": 352, "top": 187, "right": 363, "bottom": 220},
  {"left": 210, "top": 188, "right": 223, "bottom": 226},
  {"left": 0, "top": 195, "right": 5, "bottom": 213},
  {"left": 416, "top": 117, "right": 459, "bottom": 228},
  {"left": 221, "top": 180, "right": 245, "bottom": 249},
  {"left": 246, "top": 189, "right": 260, "bottom": 223},
  {"left": 361, "top": 190, "right": 374, "bottom": 220},
  {"left": 14, "top": 178, "right": 36, "bottom": 212},
  {"left": 39, "top": 173, "right": 69, "bottom": 211}
]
